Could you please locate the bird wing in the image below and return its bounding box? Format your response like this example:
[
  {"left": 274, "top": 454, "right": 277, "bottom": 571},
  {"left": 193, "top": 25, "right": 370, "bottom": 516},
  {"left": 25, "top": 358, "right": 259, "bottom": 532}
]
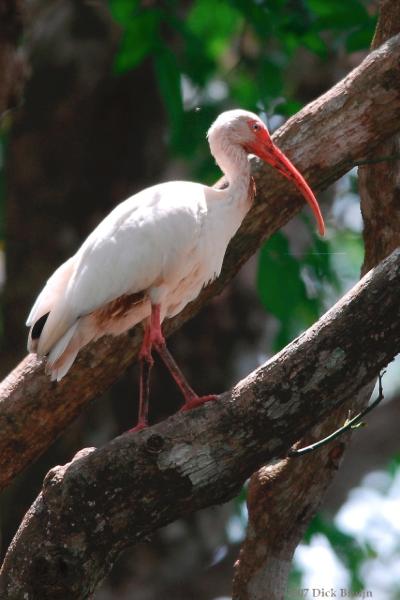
[
  {"left": 26, "top": 256, "right": 76, "bottom": 327},
  {"left": 36, "top": 182, "right": 207, "bottom": 354}
]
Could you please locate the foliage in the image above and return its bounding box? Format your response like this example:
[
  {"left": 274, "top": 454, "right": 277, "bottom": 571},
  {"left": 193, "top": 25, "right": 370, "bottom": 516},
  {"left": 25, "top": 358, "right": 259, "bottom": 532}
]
[
  {"left": 304, "top": 514, "right": 375, "bottom": 591},
  {"left": 288, "top": 456, "right": 400, "bottom": 597},
  {"left": 109, "top": 0, "right": 376, "bottom": 179},
  {"left": 257, "top": 228, "right": 341, "bottom": 350}
]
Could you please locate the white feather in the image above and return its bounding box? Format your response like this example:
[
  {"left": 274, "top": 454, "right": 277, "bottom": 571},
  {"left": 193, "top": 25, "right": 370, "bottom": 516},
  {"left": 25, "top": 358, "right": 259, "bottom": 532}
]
[
  {"left": 50, "top": 351, "right": 79, "bottom": 382},
  {"left": 31, "top": 179, "right": 252, "bottom": 360},
  {"left": 63, "top": 182, "right": 208, "bottom": 316},
  {"left": 47, "top": 321, "right": 79, "bottom": 368},
  {"left": 26, "top": 257, "right": 75, "bottom": 326}
]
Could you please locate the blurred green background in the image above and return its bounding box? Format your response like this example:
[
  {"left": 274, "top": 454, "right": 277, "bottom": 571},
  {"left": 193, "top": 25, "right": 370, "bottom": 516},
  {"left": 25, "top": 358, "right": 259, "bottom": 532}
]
[{"left": 2, "top": 1, "right": 400, "bottom": 598}]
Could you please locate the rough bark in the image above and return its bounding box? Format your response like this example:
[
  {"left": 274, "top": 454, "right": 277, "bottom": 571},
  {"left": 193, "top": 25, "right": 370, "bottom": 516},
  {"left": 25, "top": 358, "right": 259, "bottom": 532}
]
[
  {"left": 1, "top": 247, "right": 400, "bottom": 599},
  {"left": 233, "top": 4, "right": 400, "bottom": 599},
  {"left": 0, "top": 0, "right": 25, "bottom": 117},
  {"left": 2, "top": 34, "right": 400, "bottom": 492},
  {"left": 360, "top": 3, "right": 400, "bottom": 272}
]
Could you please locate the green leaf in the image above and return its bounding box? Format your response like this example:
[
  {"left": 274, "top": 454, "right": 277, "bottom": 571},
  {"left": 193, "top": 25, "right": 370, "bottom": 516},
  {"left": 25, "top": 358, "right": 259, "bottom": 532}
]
[
  {"left": 304, "top": 514, "right": 374, "bottom": 592},
  {"left": 153, "top": 47, "right": 184, "bottom": 150},
  {"left": 346, "top": 20, "right": 377, "bottom": 52},
  {"left": 304, "top": 234, "right": 340, "bottom": 290},
  {"left": 112, "top": 8, "right": 161, "bottom": 74},
  {"left": 259, "top": 58, "right": 284, "bottom": 102},
  {"left": 230, "top": 0, "right": 272, "bottom": 38},
  {"left": 276, "top": 99, "right": 303, "bottom": 117},
  {"left": 301, "top": 29, "right": 328, "bottom": 57},
  {"left": 109, "top": 0, "right": 140, "bottom": 25},
  {"left": 175, "top": 107, "right": 218, "bottom": 170},
  {"left": 186, "top": 0, "right": 241, "bottom": 62},
  {"left": 307, "top": 0, "right": 370, "bottom": 29},
  {"left": 257, "top": 232, "right": 320, "bottom": 349},
  {"left": 230, "top": 70, "right": 259, "bottom": 110},
  {"left": 329, "top": 230, "right": 363, "bottom": 288},
  {"left": 387, "top": 454, "right": 400, "bottom": 480},
  {"left": 164, "top": 12, "right": 215, "bottom": 86}
]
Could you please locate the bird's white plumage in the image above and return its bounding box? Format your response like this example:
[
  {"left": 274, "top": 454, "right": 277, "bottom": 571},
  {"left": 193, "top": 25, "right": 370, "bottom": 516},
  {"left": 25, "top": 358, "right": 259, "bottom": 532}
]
[
  {"left": 26, "top": 110, "right": 264, "bottom": 380},
  {"left": 26, "top": 257, "right": 75, "bottom": 328},
  {"left": 53, "top": 182, "right": 209, "bottom": 324}
]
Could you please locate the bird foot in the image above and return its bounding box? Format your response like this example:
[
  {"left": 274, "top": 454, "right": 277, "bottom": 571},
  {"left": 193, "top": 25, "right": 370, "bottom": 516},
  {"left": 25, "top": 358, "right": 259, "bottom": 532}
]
[
  {"left": 180, "top": 394, "right": 218, "bottom": 412},
  {"left": 128, "top": 421, "right": 148, "bottom": 433}
]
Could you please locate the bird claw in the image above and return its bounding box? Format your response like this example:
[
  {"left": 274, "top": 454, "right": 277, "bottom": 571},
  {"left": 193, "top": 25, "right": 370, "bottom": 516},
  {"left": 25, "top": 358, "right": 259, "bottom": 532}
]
[
  {"left": 128, "top": 422, "right": 148, "bottom": 433},
  {"left": 180, "top": 394, "right": 218, "bottom": 412}
]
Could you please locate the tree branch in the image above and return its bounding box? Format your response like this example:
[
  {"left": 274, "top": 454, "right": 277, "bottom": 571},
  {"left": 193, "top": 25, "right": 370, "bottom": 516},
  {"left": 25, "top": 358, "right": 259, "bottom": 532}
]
[
  {"left": 360, "top": 6, "right": 400, "bottom": 273},
  {"left": 1, "top": 247, "right": 400, "bottom": 599},
  {"left": 2, "top": 34, "right": 400, "bottom": 492}
]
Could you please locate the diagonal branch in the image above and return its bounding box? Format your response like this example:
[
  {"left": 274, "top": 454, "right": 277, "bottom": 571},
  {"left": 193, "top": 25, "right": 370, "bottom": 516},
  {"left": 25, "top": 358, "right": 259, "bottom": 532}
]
[
  {"left": 2, "top": 34, "right": 400, "bottom": 491},
  {"left": 1, "top": 247, "right": 400, "bottom": 599}
]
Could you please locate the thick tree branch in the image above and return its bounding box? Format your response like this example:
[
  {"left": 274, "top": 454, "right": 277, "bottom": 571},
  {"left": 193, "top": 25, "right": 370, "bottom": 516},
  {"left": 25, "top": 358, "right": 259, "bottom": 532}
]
[
  {"left": 360, "top": 7, "right": 400, "bottom": 273},
  {"left": 1, "top": 247, "right": 400, "bottom": 599},
  {"left": 2, "top": 34, "right": 400, "bottom": 491}
]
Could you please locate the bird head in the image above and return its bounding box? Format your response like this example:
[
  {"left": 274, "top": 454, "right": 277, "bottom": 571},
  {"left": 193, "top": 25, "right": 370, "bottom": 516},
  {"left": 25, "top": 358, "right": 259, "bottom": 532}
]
[{"left": 208, "top": 109, "right": 325, "bottom": 236}]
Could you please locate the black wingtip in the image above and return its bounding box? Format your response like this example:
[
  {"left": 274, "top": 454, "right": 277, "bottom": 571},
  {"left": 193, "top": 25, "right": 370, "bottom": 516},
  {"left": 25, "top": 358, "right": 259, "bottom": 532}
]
[{"left": 31, "top": 312, "right": 50, "bottom": 340}]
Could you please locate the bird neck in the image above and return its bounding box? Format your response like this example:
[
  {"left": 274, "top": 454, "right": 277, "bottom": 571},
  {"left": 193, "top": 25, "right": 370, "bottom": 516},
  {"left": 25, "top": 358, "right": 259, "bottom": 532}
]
[{"left": 212, "top": 141, "right": 251, "bottom": 202}]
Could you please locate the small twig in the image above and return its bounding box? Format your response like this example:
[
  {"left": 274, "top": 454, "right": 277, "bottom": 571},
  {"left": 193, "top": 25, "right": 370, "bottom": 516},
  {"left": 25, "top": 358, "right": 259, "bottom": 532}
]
[{"left": 288, "top": 371, "right": 386, "bottom": 457}]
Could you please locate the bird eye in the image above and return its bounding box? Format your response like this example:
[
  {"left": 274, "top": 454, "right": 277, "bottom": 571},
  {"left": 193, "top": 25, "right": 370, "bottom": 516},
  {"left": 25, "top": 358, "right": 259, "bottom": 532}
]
[{"left": 252, "top": 123, "right": 260, "bottom": 132}]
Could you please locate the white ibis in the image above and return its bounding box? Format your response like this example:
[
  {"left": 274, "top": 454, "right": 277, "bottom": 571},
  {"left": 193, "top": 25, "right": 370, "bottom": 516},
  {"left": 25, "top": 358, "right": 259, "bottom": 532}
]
[{"left": 27, "top": 109, "right": 324, "bottom": 430}]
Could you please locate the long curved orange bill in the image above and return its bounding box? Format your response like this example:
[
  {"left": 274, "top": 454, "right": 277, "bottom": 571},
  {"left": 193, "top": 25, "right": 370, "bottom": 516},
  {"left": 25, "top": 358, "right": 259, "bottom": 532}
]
[{"left": 251, "top": 138, "right": 325, "bottom": 236}]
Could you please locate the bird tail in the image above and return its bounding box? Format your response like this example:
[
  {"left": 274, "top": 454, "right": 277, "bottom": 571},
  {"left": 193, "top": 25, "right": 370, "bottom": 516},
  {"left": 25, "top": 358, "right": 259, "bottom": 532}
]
[
  {"left": 35, "top": 299, "right": 76, "bottom": 357},
  {"left": 28, "top": 307, "right": 80, "bottom": 380},
  {"left": 26, "top": 257, "right": 75, "bottom": 329},
  {"left": 46, "top": 321, "right": 80, "bottom": 381},
  {"left": 47, "top": 348, "right": 79, "bottom": 382}
]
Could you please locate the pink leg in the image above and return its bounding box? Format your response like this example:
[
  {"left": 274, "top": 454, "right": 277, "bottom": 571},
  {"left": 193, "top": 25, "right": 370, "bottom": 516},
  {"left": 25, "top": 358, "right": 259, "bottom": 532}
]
[
  {"left": 130, "top": 304, "right": 216, "bottom": 431},
  {"left": 129, "top": 322, "right": 154, "bottom": 432},
  {"left": 150, "top": 305, "right": 217, "bottom": 411}
]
